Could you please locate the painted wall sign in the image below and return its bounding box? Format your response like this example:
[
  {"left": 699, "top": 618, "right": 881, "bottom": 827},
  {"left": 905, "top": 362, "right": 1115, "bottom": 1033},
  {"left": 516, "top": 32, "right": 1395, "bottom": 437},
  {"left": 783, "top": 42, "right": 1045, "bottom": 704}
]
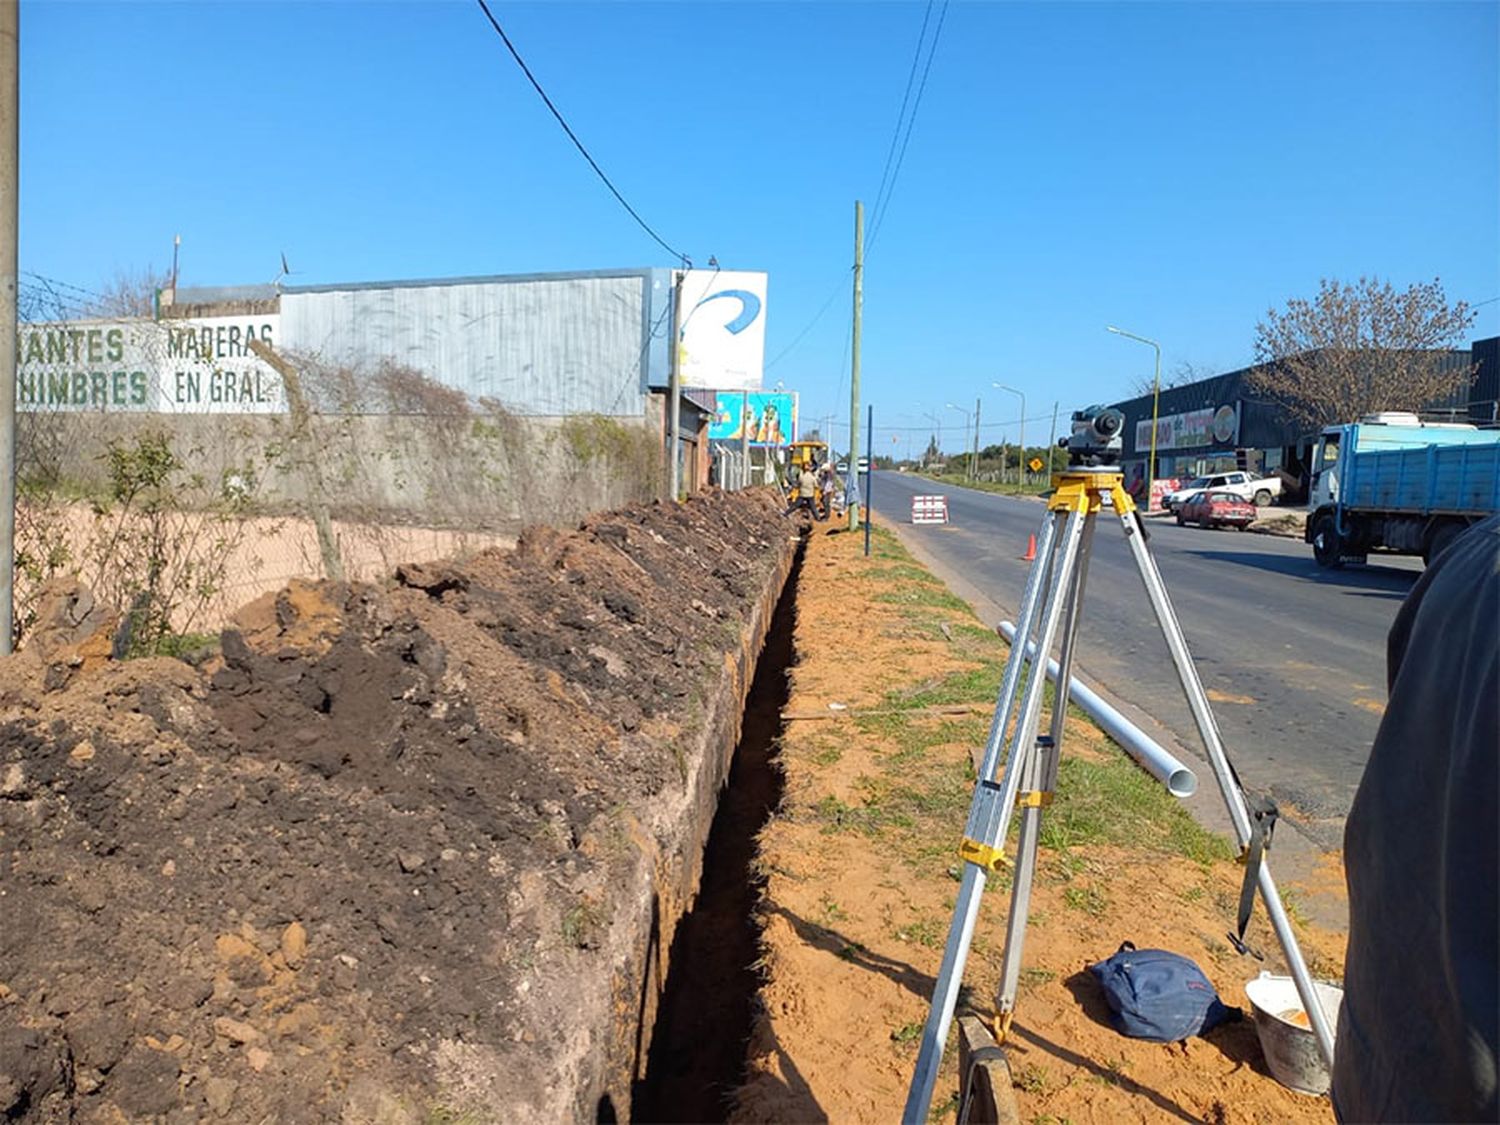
[
  {"left": 1135, "top": 402, "right": 1239, "bottom": 453},
  {"left": 16, "top": 315, "right": 286, "bottom": 414},
  {"left": 706, "top": 390, "right": 797, "bottom": 446},
  {"left": 677, "top": 270, "right": 768, "bottom": 390}
]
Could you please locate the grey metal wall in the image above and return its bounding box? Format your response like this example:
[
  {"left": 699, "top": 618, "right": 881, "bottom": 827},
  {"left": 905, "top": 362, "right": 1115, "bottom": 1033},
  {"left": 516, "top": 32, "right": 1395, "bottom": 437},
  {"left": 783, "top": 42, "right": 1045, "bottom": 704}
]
[{"left": 279, "top": 269, "right": 672, "bottom": 417}]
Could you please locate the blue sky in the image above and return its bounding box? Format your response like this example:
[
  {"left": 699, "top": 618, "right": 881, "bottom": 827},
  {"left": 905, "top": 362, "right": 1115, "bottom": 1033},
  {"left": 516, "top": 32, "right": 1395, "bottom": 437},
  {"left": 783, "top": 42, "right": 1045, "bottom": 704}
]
[{"left": 20, "top": 0, "right": 1500, "bottom": 453}]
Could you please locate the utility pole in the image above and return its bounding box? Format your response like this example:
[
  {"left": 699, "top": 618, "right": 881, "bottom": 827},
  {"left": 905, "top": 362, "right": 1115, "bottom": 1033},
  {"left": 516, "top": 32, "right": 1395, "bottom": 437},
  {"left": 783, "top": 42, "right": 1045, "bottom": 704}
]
[
  {"left": 994, "top": 383, "right": 1026, "bottom": 492},
  {"left": 1049, "top": 400, "right": 1059, "bottom": 478},
  {"left": 667, "top": 270, "right": 684, "bottom": 500},
  {"left": 971, "top": 397, "right": 981, "bottom": 482},
  {"left": 849, "top": 200, "right": 863, "bottom": 530},
  {"left": 0, "top": 0, "right": 17, "bottom": 654},
  {"left": 740, "top": 389, "right": 750, "bottom": 488}
]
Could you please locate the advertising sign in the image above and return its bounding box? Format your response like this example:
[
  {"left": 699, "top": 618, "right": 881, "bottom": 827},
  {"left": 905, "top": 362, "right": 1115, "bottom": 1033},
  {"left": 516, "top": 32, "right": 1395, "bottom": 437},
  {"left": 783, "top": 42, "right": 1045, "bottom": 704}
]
[
  {"left": 707, "top": 390, "right": 797, "bottom": 446},
  {"left": 16, "top": 315, "right": 286, "bottom": 414},
  {"left": 678, "top": 270, "right": 767, "bottom": 390},
  {"left": 1134, "top": 402, "right": 1238, "bottom": 453},
  {"left": 1148, "top": 478, "right": 1181, "bottom": 512}
]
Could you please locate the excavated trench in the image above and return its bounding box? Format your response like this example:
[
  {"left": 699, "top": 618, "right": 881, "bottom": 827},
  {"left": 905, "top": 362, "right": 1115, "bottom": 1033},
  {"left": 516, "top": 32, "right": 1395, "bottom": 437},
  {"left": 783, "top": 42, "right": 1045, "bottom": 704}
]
[{"left": 629, "top": 544, "right": 801, "bottom": 1123}]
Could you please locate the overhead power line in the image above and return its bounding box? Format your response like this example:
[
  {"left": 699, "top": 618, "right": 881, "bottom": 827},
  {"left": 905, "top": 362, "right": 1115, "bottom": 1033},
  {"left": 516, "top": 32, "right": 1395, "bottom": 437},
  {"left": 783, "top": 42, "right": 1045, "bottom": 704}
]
[
  {"left": 473, "top": 0, "right": 688, "bottom": 267},
  {"left": 765, "top": 268, "right": 851, "bottom": 371},
  {"left": 867, "top": 0, "right": 950, "bottom": 255},
  {"left": 867, "top": 0, "right": 934, "bottom": 245}
]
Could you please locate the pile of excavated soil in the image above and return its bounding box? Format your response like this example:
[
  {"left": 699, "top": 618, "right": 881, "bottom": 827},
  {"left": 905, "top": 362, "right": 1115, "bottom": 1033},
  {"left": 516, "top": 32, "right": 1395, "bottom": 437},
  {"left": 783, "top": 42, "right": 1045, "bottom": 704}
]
[{"left": 0, "top": 489, "right": 790, "bottom": 1123}]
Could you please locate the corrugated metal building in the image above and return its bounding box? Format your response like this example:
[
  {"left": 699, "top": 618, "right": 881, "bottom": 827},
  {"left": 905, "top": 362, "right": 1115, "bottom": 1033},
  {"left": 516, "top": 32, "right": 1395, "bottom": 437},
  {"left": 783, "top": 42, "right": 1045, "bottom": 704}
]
[
  {"left": 1471, "top": 336, "right": 1499, "bottom": 424},
  {"left": 1108, "top": 339, "right": 1498, "bottom": 499},
  {"left": 176, "top": 268, "right": 675, "bottom": 417}
]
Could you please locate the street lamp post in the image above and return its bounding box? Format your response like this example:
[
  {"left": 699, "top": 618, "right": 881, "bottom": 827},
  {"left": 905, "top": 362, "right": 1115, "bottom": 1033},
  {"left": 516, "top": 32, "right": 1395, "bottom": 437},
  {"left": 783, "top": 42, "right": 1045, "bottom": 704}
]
[
  {"left": 945, "top": 403, "right": 971, "bottom": 481},
  {"left": 915, "top": 406, "right": 942, "bottom": 470},
  {"left": 993, "top": 383, "right": 1025, "bottom": 492},
  {"left": 1107, "top": 325, "right": 1162, "bottom": 501}
]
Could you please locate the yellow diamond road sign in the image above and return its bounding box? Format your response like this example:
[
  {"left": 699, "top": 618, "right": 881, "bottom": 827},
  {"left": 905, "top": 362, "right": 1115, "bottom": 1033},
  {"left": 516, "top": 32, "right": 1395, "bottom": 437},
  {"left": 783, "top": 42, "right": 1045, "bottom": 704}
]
[{"left": 1029, "top": 457, "right": 1044, "bottom": 472}]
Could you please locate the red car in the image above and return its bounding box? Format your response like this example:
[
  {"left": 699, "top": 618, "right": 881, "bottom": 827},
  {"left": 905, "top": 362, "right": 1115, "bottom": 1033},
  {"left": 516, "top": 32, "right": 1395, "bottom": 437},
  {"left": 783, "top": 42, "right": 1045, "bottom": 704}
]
[{"left": 1176, "top": 489, "right": 1256, "bottom": 530}]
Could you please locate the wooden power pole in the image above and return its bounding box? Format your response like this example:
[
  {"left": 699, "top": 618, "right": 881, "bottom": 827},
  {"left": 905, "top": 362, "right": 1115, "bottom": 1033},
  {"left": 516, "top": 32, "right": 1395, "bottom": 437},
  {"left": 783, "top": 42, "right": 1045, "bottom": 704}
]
[{"left": 0, "top": 0, "right": 17, "bottom": 653}]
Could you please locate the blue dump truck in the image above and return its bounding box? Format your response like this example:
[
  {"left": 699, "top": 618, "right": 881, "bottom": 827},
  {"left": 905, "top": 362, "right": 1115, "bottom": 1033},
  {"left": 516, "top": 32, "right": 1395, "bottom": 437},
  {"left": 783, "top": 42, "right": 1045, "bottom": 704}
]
[{"left": 1307, "top": 413, "right": 1500, "bottom": 568}]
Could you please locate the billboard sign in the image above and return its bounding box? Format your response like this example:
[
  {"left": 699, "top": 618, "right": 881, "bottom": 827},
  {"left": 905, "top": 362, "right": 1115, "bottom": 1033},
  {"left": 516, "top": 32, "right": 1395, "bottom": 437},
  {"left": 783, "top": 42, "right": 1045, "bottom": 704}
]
[
  {"left": 678, "top": 270, "right": 767, "bottom": 390},
  {"left": 1135, "top": 402, "right": 1239, "bottom": 453},
  {"left": 707, "top": 390, "right": 797, "bottom": 446},
  {"left": 16, "top": 315, "right": 286, "bottom": 414}
]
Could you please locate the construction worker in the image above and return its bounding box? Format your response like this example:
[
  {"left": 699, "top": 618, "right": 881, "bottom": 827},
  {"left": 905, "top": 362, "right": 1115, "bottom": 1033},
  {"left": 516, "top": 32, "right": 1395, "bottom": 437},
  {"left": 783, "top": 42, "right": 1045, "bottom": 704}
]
[
  {"left": 818, "top": 459, "right": 837, "bottom": 519},
  {"left": 783, "top": 460, "right": 823, "bottom": 521}
]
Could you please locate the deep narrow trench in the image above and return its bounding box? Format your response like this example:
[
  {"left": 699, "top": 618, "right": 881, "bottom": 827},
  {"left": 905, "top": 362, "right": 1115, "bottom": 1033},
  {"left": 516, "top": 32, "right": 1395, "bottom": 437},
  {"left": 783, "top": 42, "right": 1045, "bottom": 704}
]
[{"left": 630, "top": 545, "right": 802, "bottom": 1123}]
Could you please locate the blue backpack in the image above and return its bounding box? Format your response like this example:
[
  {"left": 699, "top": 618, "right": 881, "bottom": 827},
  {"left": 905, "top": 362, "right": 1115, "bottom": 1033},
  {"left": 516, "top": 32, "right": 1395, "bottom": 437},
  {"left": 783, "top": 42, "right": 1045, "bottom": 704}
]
[{"left": 1088, "top": 942, "right": 1240, "bottom": 1042}]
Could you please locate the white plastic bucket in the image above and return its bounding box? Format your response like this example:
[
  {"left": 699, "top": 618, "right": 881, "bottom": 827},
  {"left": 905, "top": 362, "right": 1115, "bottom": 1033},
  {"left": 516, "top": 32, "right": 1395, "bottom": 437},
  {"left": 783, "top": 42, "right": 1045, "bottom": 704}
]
[{"left": 1244, "top": 972, "right": 1343, "bottom": 1095}]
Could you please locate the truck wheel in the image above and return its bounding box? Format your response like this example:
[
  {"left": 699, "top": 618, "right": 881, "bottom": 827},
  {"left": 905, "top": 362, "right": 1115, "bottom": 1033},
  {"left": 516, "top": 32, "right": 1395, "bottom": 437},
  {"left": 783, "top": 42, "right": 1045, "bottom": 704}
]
[
  {"left": 1423, "top": 522, "right": 1464, "bottom": 567},
  {"left": 1312, "top": 515, "right": 1344, "bottom": 569},
  {"left": 1253, "top": 489, "right": 1272, "bottom": 507}
]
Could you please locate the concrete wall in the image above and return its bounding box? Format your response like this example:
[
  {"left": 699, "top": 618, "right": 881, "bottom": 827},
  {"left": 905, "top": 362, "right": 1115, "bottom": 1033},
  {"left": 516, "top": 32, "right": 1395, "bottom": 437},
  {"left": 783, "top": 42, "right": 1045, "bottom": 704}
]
[{"left": 18, "top": 408, "right": 663, "bottom": 533}]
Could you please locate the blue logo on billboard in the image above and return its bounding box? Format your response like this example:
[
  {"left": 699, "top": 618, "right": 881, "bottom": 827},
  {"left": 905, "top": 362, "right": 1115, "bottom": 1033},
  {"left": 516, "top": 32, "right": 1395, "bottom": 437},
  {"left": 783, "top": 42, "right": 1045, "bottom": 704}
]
[{"left": 690, "top": 289, "right": 762, "bottom": 335}]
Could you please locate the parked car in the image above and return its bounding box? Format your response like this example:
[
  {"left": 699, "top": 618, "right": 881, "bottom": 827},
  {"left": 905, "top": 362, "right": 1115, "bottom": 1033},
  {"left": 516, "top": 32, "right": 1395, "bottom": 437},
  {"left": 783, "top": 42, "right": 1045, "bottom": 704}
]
[
  {"left": 1176, "top": 490, "right": 1257, "bottom": 529},
  {"left": 1164, "top": 470, "right": 1282, "bottom": 511}
]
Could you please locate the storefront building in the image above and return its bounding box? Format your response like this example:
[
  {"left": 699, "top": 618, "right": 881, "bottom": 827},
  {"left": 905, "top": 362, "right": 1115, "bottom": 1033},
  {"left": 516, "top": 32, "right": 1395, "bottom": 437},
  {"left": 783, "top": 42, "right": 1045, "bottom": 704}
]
[{"left": 1109, "top": 339, "right": 1496, "bottom": 504}]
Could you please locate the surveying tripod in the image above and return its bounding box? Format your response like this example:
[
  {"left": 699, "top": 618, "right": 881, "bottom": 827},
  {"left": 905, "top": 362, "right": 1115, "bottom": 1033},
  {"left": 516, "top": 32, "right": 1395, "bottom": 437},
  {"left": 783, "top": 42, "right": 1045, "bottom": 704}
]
[{"left": 901, "top": 467, "right": 1337, "bottom": 1122}]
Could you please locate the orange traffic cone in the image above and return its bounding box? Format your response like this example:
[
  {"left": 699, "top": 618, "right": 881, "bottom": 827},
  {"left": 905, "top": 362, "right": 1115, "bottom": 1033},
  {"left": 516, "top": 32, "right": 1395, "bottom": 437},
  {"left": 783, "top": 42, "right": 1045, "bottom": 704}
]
[{"left": 1021, "top": 534, "right": 1037, "bottom": 562}]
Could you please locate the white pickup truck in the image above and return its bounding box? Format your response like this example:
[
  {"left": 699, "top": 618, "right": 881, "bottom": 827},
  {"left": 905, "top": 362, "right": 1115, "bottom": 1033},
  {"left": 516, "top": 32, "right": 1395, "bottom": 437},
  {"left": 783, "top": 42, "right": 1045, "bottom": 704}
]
[{"left": 1164, "top": 470, "right": 1281, "bottom": 512}]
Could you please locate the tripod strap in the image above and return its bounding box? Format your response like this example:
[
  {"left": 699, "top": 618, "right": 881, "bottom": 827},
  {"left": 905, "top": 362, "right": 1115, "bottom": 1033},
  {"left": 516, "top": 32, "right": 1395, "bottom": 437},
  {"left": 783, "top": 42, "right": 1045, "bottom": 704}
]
[{"left": 1228, "top": 796, "right": 1278, "bottom": 959}]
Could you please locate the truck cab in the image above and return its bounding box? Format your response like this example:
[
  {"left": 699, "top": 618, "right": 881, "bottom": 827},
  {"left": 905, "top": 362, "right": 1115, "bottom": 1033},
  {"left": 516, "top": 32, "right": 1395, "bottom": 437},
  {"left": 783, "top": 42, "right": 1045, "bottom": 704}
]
[{"left": 1309, "top": 429, "right": 1343, "bottom": 510}]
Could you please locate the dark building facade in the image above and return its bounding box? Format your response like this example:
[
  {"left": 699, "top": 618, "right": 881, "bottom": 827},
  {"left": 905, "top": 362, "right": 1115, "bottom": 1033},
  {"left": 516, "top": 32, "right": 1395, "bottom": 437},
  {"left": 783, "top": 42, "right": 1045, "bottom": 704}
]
[{"left": 1108, "top": 338, "right": 1498, "bottom": 502}]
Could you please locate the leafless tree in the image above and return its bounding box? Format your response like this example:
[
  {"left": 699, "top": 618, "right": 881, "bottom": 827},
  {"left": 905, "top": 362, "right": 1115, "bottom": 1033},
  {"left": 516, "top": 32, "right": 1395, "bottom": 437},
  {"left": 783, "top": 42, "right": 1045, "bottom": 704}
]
[
  {"left": 1247, "top": 276, "right": 1476, "bottom": 428},
  {"left": 1127, "top": 360, "right": 1220, "bottom": 397},
  {"left": 86, "top": 265, "right": 173, "bottom": 318}
]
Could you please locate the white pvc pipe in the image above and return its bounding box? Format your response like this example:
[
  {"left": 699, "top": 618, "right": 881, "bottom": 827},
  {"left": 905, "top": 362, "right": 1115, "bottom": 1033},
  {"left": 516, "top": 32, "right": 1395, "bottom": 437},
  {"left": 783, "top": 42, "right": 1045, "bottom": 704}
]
[{"left": 997, "top": 620, "right": 1197, "bottom": 798}]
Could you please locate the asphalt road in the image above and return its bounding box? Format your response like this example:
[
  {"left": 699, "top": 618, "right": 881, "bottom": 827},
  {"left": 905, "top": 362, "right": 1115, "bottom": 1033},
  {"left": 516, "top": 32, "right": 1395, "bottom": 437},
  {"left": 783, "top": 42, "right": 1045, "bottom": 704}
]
[{"left": 868, "top": 470, "right": 1420, "bottom": 849}]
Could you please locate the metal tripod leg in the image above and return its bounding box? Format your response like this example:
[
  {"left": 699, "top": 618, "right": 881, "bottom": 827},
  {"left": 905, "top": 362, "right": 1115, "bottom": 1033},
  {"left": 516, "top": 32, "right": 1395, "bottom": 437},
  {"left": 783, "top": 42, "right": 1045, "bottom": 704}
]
[
  {"left": 901, "top": 506, "right": 1088, "bottom": 1124},
  {"left": 1114, "top": 506, "right": 1337, "bottom": 1067},
  {"left": 992, "top": 514, "right": 1099, "bottom": 1035},
  {"left": 972, "top": 510, "right": 1061, "bottom": 786}
]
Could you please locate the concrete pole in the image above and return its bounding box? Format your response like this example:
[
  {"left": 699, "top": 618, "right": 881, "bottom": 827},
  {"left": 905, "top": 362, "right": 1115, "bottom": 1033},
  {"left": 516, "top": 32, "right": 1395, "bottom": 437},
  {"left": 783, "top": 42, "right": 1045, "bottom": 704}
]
[
  {"left": 740, "top": 389, "right": 750, "bottom": 489},
  {"left": 1017, "top": 395, "right": 1025, "bottom": 492},
  {"left": 971, "top": 397, "right": 980, "bottom": 482},
  {"left": 1049, "top": 400, "right": 1059, "bottom": 475},
  {"left": 1149, "top": 343, "right": 1162, "bottom": 489},
  {"left": 995, "top": 384, "right": 1027, "bottom": 491},
  {"left": 667, "top": 270, "right": 683, "bottom": 501},
  {"left": 849, "top": 200, "right": 863, "bottom": 530},
  {"left": 0, "top": 0, "right": 17, "bottom": 654}
]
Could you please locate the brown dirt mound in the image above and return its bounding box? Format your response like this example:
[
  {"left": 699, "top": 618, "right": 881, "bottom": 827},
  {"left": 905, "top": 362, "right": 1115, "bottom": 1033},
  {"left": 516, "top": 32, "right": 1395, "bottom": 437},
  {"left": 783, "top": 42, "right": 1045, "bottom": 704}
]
[{"left": 0, "top": 489, "right": 789, "bottom": 1123}]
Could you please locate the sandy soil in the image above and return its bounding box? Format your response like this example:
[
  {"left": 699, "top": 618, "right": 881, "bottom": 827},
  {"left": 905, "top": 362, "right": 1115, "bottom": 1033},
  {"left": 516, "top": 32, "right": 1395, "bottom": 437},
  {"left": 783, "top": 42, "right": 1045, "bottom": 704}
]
[{"left": 734, "top": 519, "right": 1345, "bottom": 1124}]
